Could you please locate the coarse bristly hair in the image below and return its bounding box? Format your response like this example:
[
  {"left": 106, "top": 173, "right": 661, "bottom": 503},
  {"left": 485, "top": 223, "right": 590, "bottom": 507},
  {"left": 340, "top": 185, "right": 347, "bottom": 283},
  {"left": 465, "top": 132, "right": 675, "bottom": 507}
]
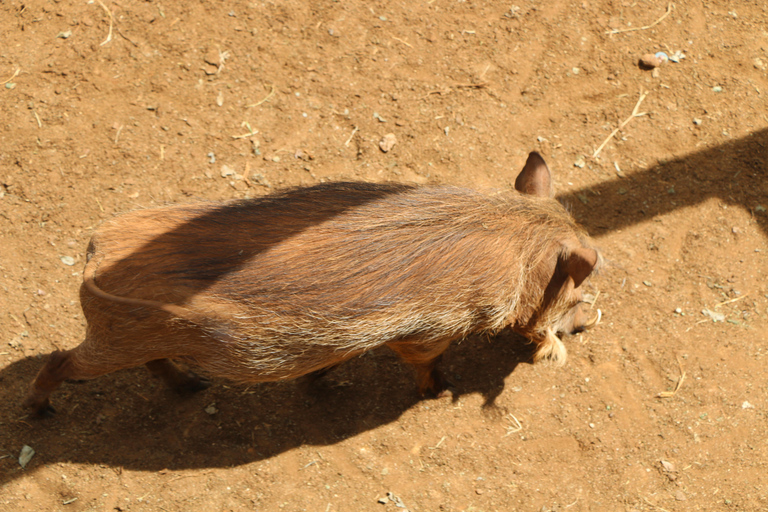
[{"left": 81, "top": 183, "right": 592, "bottom": 378}]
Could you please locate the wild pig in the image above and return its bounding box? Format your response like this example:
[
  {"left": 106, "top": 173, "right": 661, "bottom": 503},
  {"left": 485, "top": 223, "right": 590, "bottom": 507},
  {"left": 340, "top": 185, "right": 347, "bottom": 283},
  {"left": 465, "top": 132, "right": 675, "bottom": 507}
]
[{"left": 24, "top": 152, "right": 601, "bottom": 416}]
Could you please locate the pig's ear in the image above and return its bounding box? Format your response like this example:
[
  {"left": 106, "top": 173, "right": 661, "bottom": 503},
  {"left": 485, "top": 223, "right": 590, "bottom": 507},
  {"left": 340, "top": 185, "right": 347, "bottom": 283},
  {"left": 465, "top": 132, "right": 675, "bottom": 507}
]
[
  {"left": 561, "top": 247, "right": 599, "bottom": 288},
  {"left": 515, "top": 151, "right": 554, "bottom": 198}
]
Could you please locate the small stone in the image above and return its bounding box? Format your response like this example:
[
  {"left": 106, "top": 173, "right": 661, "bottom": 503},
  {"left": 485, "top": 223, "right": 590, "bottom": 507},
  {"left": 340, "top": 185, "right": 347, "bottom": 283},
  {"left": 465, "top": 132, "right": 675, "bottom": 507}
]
[
  {"left": 693, "top": 118, "right": 702, "bottom": 125},
  {"left": 444, "top": 126, "right": 450, "bottom": 136},
  {"left": 755, "top": 205, "right": 766, "bottom": 212},
  {"left": 205, "top": 404, "right": 218, "bottom": 415},
  {"left": 216, "top": 91, "right": 224, "bottom": 107},
  {"left": 379, "top": 133, "right": 397, "bottom": 153},
  {"left": 639, "top": 53, "right": 663, "bottom": 69},
  {"left": 712, "top": 86, "right": 723, "bottom": 93},
  {"left": 19, "top": 445, "right": 35, "bottom": 468},
  {"left": 271, "top": 156, "right": 281, "bottom": 163},
  {"left": 754, "top": 58, "right": 767, "bottom": 71},
  {"left": 732, "top": 227, "right": 742, "bottom": 234},
  {"left": 60, "top": 256, "right": 75, "bottom": 266},
  {"left": 674, "top": 491, "right": 686, "bottom": 501},
  {"left": 378, "top": 497, "right": 389, "bottom": 504},
  {"left": 574, "top": 157, "right": 586, "bottom": 168},
  {"left": 742, "top": 401, "right": 755, "bottom": 409},
  {"left": 5, "top": 83, "right": 16, "bottom": 90},
  {"left": 572, "top": 67, "right": 580, "bottom": 75},
  {"left": 661, "top": 460, "right": 676, "bottom": 472},
  {"left": 475, "top": 488, "right": 485, "bottom": 495},
  {"left": 56, "top": 30, "right": 72, "bottom": 39},
  {"left": 220, "top": 165, "right": 235, "bottom": 178},
  {"left": 589, "top": 423, "right": 595, "bottom": 428},
  {"left": 643, "top": 280, "right": 652, "bottom": 287},
  {"left": 373, "top": 112, "right": 386, "bottom": 123},
  {"left": 207, "top": 152, "right": 216, "bottom": 164},
  {"left": 204, "top": 49, "right": 221, "bottom": 67},
  {"left": 702, "top": 309, "right": 725, "bottom": 322},
  {"left": 675, "top": 307, "right": 682, "bottom": 314}
]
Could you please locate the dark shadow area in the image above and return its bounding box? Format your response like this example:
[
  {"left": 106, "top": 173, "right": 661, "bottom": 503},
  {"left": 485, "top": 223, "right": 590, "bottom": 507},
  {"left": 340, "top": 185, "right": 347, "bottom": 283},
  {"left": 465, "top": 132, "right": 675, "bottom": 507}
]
[
  {"left": 0, "top": 330, "right": 531, "bottom": 483},
  {"left": 92, "top": 181, "right": 414, "bottom": 303},
  {"left": 559, "top": 129, "right": 768, "bottom": 238}
]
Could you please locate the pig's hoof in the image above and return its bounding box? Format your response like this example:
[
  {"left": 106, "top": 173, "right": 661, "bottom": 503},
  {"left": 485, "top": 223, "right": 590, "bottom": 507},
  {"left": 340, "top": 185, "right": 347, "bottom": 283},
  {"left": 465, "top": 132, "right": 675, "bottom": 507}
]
[
  {"left": 29, "top": 403, "right": 57, "bottom": 419},
  {"left": 38, "top": 404, "right": 57, "bottom": 418},
  {"left": 176, "top": 374, "right": 211, "bottom": 394},
  {"left": 421, "top": 370, "right": 456, "bottom": 398}
]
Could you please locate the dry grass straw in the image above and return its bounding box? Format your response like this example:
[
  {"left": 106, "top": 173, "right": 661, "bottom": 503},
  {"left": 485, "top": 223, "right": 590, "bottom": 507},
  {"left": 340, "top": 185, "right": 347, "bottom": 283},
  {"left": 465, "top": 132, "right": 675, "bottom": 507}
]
[
  {"left": 344, "top": 126, "right": 359, "bottom": 147},
  {"left": 247, "top": 85, "right": 275, "bottom": 108},
  {"left": 656, "top": 356, "right": 686, "bottom": 399},
  {"left": 96, "top": 0, "right": 114, "bottom": 46},
  {"left": 1, "top": 67, "right": 20, "bottom": 85},
  {"left": 606, "top": 3, "right": 674, "bottom": 35},
  {"left": 592, "top": 91, "right": 649, "bottom": 158},
  {"left": 503, "top": 414, "right": 523, "bottom": 436},
  {"left": 715, "top": 294, "right": 748, "bottom": 308}
]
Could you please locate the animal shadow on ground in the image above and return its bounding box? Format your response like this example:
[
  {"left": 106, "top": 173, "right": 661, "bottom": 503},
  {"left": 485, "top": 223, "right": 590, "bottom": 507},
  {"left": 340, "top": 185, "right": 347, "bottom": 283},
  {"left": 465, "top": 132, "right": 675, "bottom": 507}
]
[
  {"left": 561, "top": 128, "right": 768, "bottom": 238},
  {"left": 1, "top": 330, "right": 530, "bottom": 481},
  {"left": 2, "top": 127, "right": 766, "bottom": 481}
]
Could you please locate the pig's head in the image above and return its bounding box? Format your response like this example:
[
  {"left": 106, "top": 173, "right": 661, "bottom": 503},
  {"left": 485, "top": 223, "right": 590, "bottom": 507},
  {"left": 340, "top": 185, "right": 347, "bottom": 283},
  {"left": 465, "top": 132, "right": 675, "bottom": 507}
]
[{"left": 511, "top": 152, "right": 602, "bottom": 365}]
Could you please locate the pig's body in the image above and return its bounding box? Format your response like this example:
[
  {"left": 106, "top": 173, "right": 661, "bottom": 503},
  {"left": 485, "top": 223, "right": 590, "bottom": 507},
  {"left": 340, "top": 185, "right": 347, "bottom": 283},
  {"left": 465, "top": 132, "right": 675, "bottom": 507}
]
[{"left": 25, "top": 153, "right": 601, "bottom": 416}]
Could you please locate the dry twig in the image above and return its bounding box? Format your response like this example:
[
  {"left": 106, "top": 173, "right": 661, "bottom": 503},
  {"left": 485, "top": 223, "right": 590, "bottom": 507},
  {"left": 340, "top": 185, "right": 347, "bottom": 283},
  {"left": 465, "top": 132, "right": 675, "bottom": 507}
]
[
  {"left": 592, "top": 91, "right": 649, "bottom": 159},
  {"left": 606, "top": 3, "right": 674, "bottom": 35}
]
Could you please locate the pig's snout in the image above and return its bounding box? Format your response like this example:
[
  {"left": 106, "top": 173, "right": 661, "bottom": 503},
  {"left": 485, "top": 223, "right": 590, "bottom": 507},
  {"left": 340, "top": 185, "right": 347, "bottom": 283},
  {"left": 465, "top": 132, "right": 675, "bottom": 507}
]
[{"left": 566, "top": 302, "right": 602, "bottom": 335}]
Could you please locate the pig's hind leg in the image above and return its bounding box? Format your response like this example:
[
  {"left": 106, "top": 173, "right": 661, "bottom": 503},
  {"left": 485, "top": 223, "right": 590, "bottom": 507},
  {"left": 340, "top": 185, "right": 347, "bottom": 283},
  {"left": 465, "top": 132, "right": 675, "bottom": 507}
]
[
  {"left": 23, "top": 347, "right": 108, "bottom": 417},
  {"left": 145, "top": 358, "right": 211, "bottom": 393},
  {"left": 386, "top": 337, "right": 457, "bottom": 397},
  {"left": 24, "top": 336, "right": 209, "bottom": 417}
]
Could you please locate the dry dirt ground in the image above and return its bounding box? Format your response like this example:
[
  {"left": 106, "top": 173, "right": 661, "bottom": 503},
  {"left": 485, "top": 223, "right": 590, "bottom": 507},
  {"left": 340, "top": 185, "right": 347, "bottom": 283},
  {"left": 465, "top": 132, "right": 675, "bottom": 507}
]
[{"left": 2, "top": 0, "right": 768, "bottom": 511}]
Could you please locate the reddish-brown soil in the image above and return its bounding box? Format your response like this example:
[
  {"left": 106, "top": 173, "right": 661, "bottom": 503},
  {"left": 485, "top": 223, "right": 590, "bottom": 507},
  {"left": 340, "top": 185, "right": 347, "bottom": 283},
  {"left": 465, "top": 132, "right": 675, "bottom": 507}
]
[{"left": 2, "top": 1, "right": 768, "bottom": 511}]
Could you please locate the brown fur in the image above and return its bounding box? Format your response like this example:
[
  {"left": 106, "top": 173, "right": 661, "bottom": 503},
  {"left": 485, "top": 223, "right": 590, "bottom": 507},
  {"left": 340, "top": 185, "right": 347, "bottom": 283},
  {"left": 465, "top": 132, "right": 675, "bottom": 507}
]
[{"left": 24, "top": 152, "right": 601, "bottom": 416}]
